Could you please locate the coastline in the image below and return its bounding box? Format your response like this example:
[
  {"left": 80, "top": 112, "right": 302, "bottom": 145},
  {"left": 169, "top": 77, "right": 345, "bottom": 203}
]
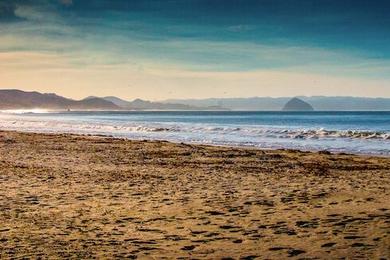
[
  {"left": 0, "top": 130, "right": 389, "bottom": 258},
  {"left": 1, "top": 110, "right": 389, "bottom": 156}
]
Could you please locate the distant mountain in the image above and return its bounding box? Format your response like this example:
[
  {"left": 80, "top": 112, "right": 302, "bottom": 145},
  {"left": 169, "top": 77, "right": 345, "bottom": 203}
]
[
  {"left": 164, "top": 96, "right": 390, "bottom": 111},
  {"left": 79, "top": 97, "right": 120, "bottom": 110},
  {"left": 0, "top": 90, "right": 226, "bottom": 111},
  {"left": 282, "top": 98, "right": 314, "bottom": 111},
  {"left": 163, "top": 97, "right": 290, "bottom": 110},
  {"left": 98, "top": 96, "right": 227, "bottom": 110},
  {"left": 0, "top": 90, "right": 119, "bottom": 110},
  {"left": 3, "top": 89, "right": 389, "bottom": 111},
  {"left": 102, "top": 96, "right": 133, "bottom": 108}
]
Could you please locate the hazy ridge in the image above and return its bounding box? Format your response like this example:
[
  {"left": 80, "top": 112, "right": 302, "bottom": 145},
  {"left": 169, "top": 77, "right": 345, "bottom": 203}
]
[
  {"left": 0, "top": 90, "right": 119, "bottom": 110},
  {"left": 164, "top": 96, "right": 390, "bottom": 111},
  {"left": 1, "top": 89, "right": 389, "bottom": 111}
]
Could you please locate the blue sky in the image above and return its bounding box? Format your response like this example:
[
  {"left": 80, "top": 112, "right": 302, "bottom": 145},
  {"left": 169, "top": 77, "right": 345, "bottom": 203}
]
[{"left": 1, "top": 0, "right": 390, "bottom": 99}]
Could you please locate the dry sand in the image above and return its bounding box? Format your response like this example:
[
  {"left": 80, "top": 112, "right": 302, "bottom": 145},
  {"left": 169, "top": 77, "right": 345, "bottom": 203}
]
[{"left": 0, "top": 130, "right": 389, "bottom": 259}]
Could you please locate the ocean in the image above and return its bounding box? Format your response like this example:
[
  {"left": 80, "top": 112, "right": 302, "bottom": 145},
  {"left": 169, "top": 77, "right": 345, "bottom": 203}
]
[{"left": 0, "top": 111, "right": 389, "bottom": 155}]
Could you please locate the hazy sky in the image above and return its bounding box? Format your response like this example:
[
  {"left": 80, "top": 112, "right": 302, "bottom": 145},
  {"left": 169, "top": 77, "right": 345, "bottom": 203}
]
[{"left": 1, "top": 0, "right": 390, "bottom": 100}]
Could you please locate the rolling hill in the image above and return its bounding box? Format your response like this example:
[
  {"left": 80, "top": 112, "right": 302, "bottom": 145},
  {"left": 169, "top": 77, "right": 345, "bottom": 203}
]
[{"left": 0, "top": 90, "right": 119, "bottom": 110}]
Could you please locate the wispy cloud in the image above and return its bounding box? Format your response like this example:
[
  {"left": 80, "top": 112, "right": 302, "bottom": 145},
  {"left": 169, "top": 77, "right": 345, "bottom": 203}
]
[
  {"left": 2, "top": 23, "right": 390, "bottom": 80},
  {"left": 227, "top": 25, "right": 255, "bottom": 33}
]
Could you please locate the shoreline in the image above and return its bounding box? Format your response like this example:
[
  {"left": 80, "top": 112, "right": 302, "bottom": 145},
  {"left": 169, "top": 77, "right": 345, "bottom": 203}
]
[
  {"left": 0, "top": 128, "right": 388, "bottom": 158},
  {"left": 0, "top": 130, "right": 389, "bottom": 258}
]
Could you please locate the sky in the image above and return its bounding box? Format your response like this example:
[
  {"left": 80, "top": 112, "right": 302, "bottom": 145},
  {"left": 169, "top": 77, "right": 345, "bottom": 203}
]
[{"left": 1, "top": 0, "right": 390, "bottom": 100}]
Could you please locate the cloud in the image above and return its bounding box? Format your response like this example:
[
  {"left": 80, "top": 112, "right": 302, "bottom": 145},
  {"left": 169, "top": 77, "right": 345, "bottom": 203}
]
[
  {"left": 14, "top": 5, "right": 45, "bottom": 21},
  {"left": 2, "top": 20, "right": 390, "bottom": 80},
  {"left": 0, "top": 51, "right": 72, "bottom": 70},
  {"left": 13, "top": 3, "right": 60, "bottom": 23},
  {"left": 227, "top": 25, "right": 255, "bottom": 33}
]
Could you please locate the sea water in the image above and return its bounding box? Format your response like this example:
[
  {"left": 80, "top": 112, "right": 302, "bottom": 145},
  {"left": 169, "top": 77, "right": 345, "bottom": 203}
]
[{"left": 0, "top": 111, "right": 389, "bottom": 155}]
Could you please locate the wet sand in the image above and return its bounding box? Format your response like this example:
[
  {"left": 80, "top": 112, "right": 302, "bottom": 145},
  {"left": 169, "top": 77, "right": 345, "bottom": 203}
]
[{"left": 0, "top": 130, "right": 389, "bottom": 259}]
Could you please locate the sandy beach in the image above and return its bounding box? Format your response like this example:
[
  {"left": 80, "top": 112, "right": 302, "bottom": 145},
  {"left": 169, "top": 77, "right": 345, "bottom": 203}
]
[{"left": 0, "top": 130, "right": 389, "bottom": 259}]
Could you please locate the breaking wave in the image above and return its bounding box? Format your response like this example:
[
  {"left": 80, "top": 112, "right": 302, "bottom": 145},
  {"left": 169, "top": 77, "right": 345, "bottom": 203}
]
[
  {"left": 0, "top": 116, "right": 388, "bottom": 140},
  {"left": 0, "top": 111, "right": 389, "bottom": 155}
]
